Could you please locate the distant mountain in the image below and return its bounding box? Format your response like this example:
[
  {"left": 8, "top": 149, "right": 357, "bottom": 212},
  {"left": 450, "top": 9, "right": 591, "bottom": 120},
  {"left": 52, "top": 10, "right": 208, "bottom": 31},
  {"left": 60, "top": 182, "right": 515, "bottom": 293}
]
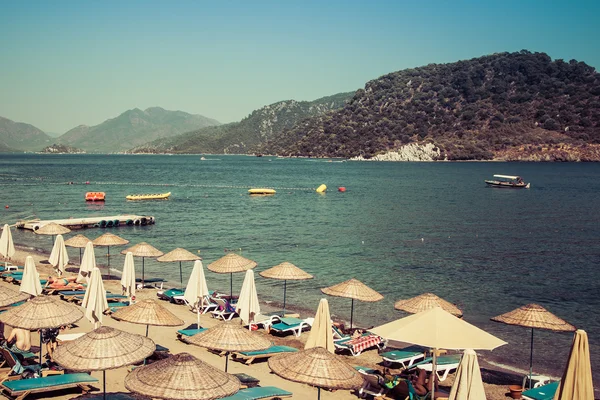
[
  {"left": 58, "top": 107, "right": 221, "bottom": 153},
  {"left": 130, "top": 93, "right": 353, "bottom": 154},
  {"left": 0, "top": 116, "right": 53, "bottom": 151},
  {"left": 261, "top": 51, "right": 600, "bottom": 161}
]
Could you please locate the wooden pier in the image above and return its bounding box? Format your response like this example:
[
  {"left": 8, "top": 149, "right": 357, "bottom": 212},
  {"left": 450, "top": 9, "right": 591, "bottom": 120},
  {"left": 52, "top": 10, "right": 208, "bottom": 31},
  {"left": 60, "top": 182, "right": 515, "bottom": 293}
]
[{"left": 16, "top": 214, "right": 156, "bottom": 231}]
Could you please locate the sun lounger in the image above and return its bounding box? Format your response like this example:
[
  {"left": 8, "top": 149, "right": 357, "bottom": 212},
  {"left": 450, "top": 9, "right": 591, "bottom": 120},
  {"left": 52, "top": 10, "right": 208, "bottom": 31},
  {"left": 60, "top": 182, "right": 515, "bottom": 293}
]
[
  {"left": 334, "top": 333, "right": 385, "bottom": 356},
  {"left": 247, "top": 314, "right": 281, "bottom": 330},
  {"left": 58, "top": 290, "right": 87, "bottom": 301},
  {"left": 210, "top": 298, "right": 239, "bottom": 321},
  {"left": 522, "top": 381, "right": 559, "bottom": 400},
  {"left": 71, "top": 293, "right": 127, "bottom": 304},
  {"left": 355, "top": 366, "right": 388, "bottom": 398},
  {"left": 176, "top": 328, "right": 207, "bottom": 343},
  {"left": 56, "top": 332, "right": 86, "bottom": 343},
  {"left": 408, "top": 354, "right": 462, "bottom": 382},
  {"left": 232, "top": 373, "right": 260, "bottom": 388},
  {"left": 157, "top": 288, "right": 184, "bottom": 301},
  {"left": 220, "top": 386, "right": 292, "bottom": 400},
  {"left": 381, "top": 345, "right": 428, "bottom": 368},
  {"left": 232, "top": 345, "right": 298, "bottom": 365},
  {"left": 106, "top": 302, "right": 131, "bottom": 314},
  {"left": 1, "top": 372, "right": 98, "bottom": 400},
  {"left": 269, "top": 317, "right": 313, "bottom": 337},
  {"left": 136, "top": 277, "right": 165, "bottom": 289},
  {"left": 43, "top": 284, "right": 86, "bottom": 295}
]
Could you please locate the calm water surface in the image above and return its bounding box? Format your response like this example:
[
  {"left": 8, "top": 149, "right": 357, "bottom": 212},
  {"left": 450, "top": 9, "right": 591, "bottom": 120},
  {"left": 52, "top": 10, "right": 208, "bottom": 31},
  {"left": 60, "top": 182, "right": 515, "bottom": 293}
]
[{"left": 1, "top": 154, "right": 599, "bottom": 386}]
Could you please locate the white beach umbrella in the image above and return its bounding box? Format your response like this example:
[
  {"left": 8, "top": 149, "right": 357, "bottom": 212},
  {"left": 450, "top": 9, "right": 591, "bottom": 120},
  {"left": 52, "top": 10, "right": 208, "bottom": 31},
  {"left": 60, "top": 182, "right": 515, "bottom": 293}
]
[
  {"left": 121, "top": 252, "right": 136, "bottom": 303},
  {"left": 48, "top": 234, "right": 69, "bottom": 276},
  {"left": 448, "top": 349, "right": 486, "bottom": 400},
  {"left": 20, "top": 256, "right": 42, "bottom": 297},
  {"left": 305, "top": 298, "right": 335, "bottom": 353},
  {"left": 235, "top": 269, "right": 260, "bottom": 327},
  {"left": 184, "top": 260, "right": 209, "bottom": 329},
  {"left": 81, "top": 267, "right": 109, "bottom": 328},
  {"left": 77, "top": 242, "right": 96, "bottom": 284},
  {"left": 0, "top": 224, "right": 16, "bottom": 260}
]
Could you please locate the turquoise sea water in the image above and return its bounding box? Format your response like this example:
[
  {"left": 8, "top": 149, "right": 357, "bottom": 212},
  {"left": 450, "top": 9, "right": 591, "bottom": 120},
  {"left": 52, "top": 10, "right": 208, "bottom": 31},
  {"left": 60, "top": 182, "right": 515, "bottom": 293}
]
[{"left": 1, "top": 154, "right": 599, "bottom": 387}]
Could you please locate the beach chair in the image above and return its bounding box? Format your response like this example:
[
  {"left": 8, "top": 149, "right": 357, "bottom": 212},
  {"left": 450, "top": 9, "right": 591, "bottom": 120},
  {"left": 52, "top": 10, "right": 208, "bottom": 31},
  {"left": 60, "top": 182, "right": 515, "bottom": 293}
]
[
  {"left": 219, "top": 386, "right": 292, "bottom": 400},
  {"left": 246, "top": 314, "right": 281, "bottom": 330},
  {"left": 210, "top": 298, "right": 238, "bottom": 321},
  {"left": 106, "top": 302, "right": 131, "bottom": 314},
  {"left": 157, "top": 288, "right": 184, "bottom": 302},
  {"left": 1, "top": 372, "right": 98, "bottom": 400},
  {"left": 334, "top": 332, "right": 386, "bottom": 356},
  {"left": 269, "top": 317, "right": 313, "bottom": 337},
  {"left": 408, "top": 354, "right": 461, "bottom": 382},
  {"left": 232, "top": 345, "right": 298, "bottom": 365},
  {"left": 232, "top": 373, "right": 260, "bottom": 388},
  {"left": 172, "top": 294, "right": 220, "bottom": 315},
  {"left": 136, "top": 277, "right": 165, "bottom": 289},
  {"left": 355, "top": 366, "right": 388, "bottom": 398},
  {"left": 176, "top": 328, "right": 207, "bottom": 343},
  {"left": 522, "top": 381, "right": 559, "bottom": 400},
  {"left": 43, "top": 284, "right": 86, "bottom": 295},
  {"left": 58, "top": 290, "right": 87, "bottom": 301},
  {"left": 56, "top": 332, "right": 86, "bottom": 343},
  {"left": 71, "top": 293, "right": 128, "bottom": 304},
  {"left": 381, "top": 345, "right": 428, "bottom": 368}
]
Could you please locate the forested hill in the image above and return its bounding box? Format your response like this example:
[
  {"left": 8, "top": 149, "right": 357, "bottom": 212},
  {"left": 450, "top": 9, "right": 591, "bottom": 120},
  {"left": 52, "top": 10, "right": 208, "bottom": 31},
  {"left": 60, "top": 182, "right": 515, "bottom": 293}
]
[
  {"left": 130, "top": 93, "right": 353, "bottom": 154},
  {"left": 261, "top": 51, "right": 600, "bottom": 161}
]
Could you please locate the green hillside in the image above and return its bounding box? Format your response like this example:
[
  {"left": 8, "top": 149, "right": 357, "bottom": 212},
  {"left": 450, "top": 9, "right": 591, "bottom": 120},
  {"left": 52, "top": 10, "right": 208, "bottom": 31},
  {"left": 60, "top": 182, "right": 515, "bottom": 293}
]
[
  {"left": 261, "top": 51, "right": 600, "bottom": 161},
  {"left": 0, "top": 117, "right": 53, "bottom": 151}
]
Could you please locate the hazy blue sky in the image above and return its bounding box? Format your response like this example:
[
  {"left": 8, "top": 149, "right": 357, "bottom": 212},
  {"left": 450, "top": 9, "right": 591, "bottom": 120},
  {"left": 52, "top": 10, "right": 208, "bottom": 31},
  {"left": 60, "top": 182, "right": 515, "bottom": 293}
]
[{"left": 1, "top": 0, "right": 599, "bottom": 133}]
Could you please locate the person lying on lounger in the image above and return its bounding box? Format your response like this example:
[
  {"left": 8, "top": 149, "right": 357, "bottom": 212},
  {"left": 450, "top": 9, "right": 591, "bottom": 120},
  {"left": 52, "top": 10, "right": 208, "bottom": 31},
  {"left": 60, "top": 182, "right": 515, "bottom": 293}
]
[
  {"left": 45, "top": 276, "right": 80, "bottom": 288},
  {"left": 387, "top": 369, "right": 446, "bottom": 399}
]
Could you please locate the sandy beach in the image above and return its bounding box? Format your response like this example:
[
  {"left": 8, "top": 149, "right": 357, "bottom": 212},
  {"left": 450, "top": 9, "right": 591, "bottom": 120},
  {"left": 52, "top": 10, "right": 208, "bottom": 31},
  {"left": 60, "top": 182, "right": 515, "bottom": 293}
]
[{"left": 1, "top": 244, "right": 541, "bottom": 400}]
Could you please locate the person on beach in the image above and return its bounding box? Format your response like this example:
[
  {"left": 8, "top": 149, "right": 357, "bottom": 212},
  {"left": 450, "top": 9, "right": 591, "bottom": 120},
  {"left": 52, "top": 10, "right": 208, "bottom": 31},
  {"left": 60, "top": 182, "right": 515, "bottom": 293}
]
[
  {"left": 3, "top": 327, "right": 31, "bottom": 355},
  {"left": 40, "top": 327, "right": 62, "bottom": 360},
  {"left": 386, "top": 369, "right": 446, "bottom": 399},
  {"left": 45, "top": 276, "right": 81, "bottom": 288}
]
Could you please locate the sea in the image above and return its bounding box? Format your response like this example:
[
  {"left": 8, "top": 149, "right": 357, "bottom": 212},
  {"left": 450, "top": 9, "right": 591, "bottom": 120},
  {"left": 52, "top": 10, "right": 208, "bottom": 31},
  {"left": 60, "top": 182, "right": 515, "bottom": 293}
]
[{"left": 1, "top": 153, "right": 599, "bottom": 388}]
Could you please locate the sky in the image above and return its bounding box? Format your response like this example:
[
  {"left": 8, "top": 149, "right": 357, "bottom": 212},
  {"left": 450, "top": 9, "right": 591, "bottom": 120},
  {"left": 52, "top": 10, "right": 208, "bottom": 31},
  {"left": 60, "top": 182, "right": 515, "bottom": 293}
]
[{"left": 1, "top": 0, "right": 599, "bottom": 134}]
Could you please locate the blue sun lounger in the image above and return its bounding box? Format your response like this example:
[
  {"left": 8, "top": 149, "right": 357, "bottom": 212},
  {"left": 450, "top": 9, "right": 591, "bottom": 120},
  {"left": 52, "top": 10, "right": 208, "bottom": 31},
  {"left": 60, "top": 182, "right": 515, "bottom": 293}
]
[
  {"left": 269, "top": 317, "right": 313, "bottom": 337},
  {"left": 406, "top": 354, "right": 462, "bottom": 382},
  {"left": 157, "top": 288, "right": 184, "bottom": 302},
  {"left": 381, "top": 345, "right": 428, "bottom": 368},
  {"left": 232, "top": 345, "right": 298, "bottom": 365},
  {"left": 1, "top": 372, "right": 98, "bottom": 399},
  {"left": 220, "top": 386, "right": 292, "bottom": 400},
  {"left": 522, "top": 381, "right": 559, "bottom": 400},
  {"left": 176, "top": 328, "right": 207, "bottom": 342}
]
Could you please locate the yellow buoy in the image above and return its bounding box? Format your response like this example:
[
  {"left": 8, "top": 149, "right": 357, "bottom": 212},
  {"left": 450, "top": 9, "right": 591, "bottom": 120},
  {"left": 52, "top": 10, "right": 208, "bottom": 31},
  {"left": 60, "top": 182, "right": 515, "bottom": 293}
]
[
  {"left": 316, "top": 184, "right": 327, "bottom": 193},
  {"left": 248, "top": 188, "right": 276, "bottom": 195}
]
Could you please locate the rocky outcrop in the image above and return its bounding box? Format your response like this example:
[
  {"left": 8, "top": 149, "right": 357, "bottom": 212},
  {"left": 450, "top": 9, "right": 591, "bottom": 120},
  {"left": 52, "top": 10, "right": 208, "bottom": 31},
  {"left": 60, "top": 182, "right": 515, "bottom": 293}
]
[{"left": 351, "top": 143, "right": 444, "bottom": 161}]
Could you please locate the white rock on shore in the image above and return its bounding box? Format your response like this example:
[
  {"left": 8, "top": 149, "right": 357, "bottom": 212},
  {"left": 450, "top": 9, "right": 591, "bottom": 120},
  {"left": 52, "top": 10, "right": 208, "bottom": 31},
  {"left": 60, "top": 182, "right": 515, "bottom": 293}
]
[{"left": 351, "top": 143, "right": 444, "bottom": 161}]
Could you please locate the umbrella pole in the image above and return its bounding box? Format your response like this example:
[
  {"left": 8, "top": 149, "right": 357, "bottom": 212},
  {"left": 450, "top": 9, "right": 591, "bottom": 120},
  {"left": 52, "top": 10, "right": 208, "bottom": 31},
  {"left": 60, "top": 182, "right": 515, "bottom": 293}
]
[
  {"left": 107, "top": 247, "right": 111, "bottom": 279},
  {"left": 283, "top": 280, "right": 287, "bottom": 314},
  {"left": 142, "top": 257, "right": 145, "bottom": 287},
  {"left": 103, "top": 370, "right": 106, "bottom": 400},
  {"left": 225, "top": 352, "right": 229, "bottom": 372},
  {"left": 197, "top": 306, "right": 200, "bottom": 329},
  {"left": 230, "top": 273, "right": 233, "bottom": 299},
  {"left": 179, "top": 261, "right": 183, "bottom": 291},
  {"left": 529, "top": 328, "right": 534, "bottom": 389},
  {"left": 79, "top": 248, "right": 82, "bottom": 264},
  {"left": 39, "top": 332, "right": 43, "bottom": 365},
  {"left": 432, "top": 349, "right": 438, "bottom": 399},
  {"left": 350, "top": 298, "right": 354, "bottom": 329},
  {"left": 318, "top": 387, "right": 321, "bottom": 400}
]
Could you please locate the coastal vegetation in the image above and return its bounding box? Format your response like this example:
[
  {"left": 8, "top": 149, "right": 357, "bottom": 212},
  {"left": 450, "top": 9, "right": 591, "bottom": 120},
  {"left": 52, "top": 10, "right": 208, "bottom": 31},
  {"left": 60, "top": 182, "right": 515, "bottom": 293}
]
[
  {"left": 41, "top": 144, "right": 85, "bottom": 154},
  {"left": 261, "top": 51, "right": 600, "bottom": 161}
]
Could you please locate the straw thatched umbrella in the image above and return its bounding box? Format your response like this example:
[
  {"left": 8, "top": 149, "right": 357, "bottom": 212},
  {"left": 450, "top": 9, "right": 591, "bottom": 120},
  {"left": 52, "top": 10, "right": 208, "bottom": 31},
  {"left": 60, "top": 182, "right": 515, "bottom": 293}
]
[
  {"left": 64, "top": 234, "right": 91, "bottom": 264},
  {"left": 81, "top": 267, "right": 109, "bottom": 328},
  {"left": 491, "top": 303, "right": 575, "bottom": 389},
  {"left": 0, "top": 224, "right": 16, "bottom": 260},
  {"left": 111, "top": 299, "right": 184, "bottom": 337},
  {"left": 125, "top": 352, "right": 241, "bottom": 400},
  {"left": 395, "top": 292, "right": 463, "bottom": 317},
  {"left": 235, "top": 270, "right": 260, "bottom": 327},
  {"left": 372, "top": 307, "right": 507, "bottom": 399},
  {"left": 259, "top": 261, "right": 314, "bottom": 314},
  {"left": 321, "top": 278, "right": 383, "bottom": 329},
  {"left": 0, "top": 286, "right": 29, "bottom": 308},
  {"left": 77, "top": 241, "right": 97, "bottom": 284},
  {"left": 448, "top": 349, "right": 486, "bottom": 400},
  {"left": 121, "top": 242, "right": 163, "bottom": 287},
  {"left": 157, "top": 248, "right": 201, "bottom": 291},
  {"left": 184, "top": 260, "right": 210, "bottom": 329},
  {"left": 20, "top": 255, "right": 42, "bottom": 297},
  {"left": 208, "top": 252, "right": 256, "bottom": 298},
  {"left": 305, "top": 299, "right": 335, "bottom": 353},
  {"left": 121, "top": 252, "right": 136, "bottom": 302},
  {"left": 34, "top": 222, "right": 71, "bottom": 244},
  {"left": 54, "top": 326, "right": 155, "bottom": 400},
  {"left": 48, "top": 234, "right": 69, "bottom": 276},
  {"left": 0, "top": 295, "right": 83, "bottom": 363},
  {"left": 269, "top": 346, "right": 363, "bottom": 399},
  {"left": 554, "top": 329, "right": 594, "bottom": 399},
  {"left": 188, "top": 322, "right": 271, "bottom": 372},
  {"left": 93, "top": 233, "right": 129, "bottom": 278}
]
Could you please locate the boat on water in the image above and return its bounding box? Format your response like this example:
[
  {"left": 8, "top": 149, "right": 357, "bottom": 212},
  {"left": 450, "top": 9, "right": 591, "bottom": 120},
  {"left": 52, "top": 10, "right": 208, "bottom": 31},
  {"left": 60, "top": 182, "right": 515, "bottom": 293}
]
[
  {"left": 126, "top": 192, "right": 171, "bottom": 200},
  {"left": 85, "top": 192, "right": 105, "bottom": 201},
  {"left": 485, "top": 175, "right": 530, "bottom": 189}
]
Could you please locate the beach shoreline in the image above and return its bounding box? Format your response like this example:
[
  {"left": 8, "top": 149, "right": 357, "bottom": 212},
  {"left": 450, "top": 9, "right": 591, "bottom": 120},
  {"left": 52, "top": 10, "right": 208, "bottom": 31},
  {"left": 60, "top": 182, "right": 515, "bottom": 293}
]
[{"left": 0, "top": 242, "right": 577, "bottom": 399}]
